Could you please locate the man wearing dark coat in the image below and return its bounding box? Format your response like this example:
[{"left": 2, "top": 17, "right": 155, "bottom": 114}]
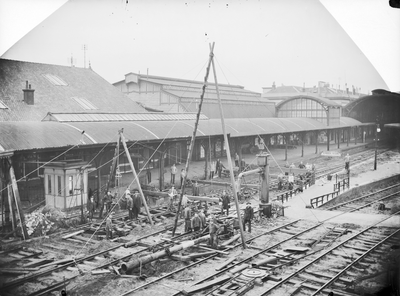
[
  {"left": 220, "top": 190, "right": 230, "bottom": 216},
  {"left": 132, "top": 192, "right": 142, "bottom": 221},
  {"left": 87, "top": 197, "right": 96, "bottom": 221},
  {"left": 243, "top": 202, "right": 254, "bottom": 233},
  {"left": 126, "top": 193, "right": 133, "bottom": 220}
]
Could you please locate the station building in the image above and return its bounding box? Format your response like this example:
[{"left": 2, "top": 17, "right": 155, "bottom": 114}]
[{"left": 0, "top": 58, "right": 395, "bottom": 228}]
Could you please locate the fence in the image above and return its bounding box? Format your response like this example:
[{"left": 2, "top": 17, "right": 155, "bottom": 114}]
[
  {"left": 310, "top": 191, "right": 339, "bottom": 208},
  {"left": 274, "top": 181, "right": 312, "bottom": 203},
  {"left": 333, "top": 174, "right": 350, "bottom": 193}
]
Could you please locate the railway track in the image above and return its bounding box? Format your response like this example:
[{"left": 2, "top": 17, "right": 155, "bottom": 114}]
[
  {"left": 158, "top": 220, "right": 353, "bottom": 296},
  {"left": 0, "top": 219, "right": 194, "bottom": 296},
  {"left": 314, "top": 148, "right": 389, "bottom": 179},
  {"left": 156, "top": 212, "right": 400, "bottom": 296},
  {"left": 0, "top": 198, "right": 251, "bottom": 296},
  {"left": 322, "top": 183, "right": 400, "bottom": 213},
  {"left": 258, "top": 211, "right": 400, "bottom": 296}
]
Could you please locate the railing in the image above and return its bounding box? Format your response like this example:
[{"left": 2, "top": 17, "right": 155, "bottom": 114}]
[
  {"left": 333, "top": 175, "right": 350, "bottom": 193},
  {"left": 310, "top": 191, "right": 339, "bottom": 208},
  {"left": 275, "top": 181, "right": 312, "bottom": 203}
]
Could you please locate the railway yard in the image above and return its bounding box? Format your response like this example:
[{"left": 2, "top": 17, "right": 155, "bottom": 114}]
[{"left": 1, "top": 146, "right": 399, "bottom": 296}]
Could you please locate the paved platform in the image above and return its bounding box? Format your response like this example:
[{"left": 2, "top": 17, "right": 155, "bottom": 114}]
[{"left": 283, "top": 160, "right": 400, "bottom": 228}]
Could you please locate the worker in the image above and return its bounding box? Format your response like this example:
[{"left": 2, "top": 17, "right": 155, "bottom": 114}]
[
  {"left": 87, "top": 196, "right": 96, "bottom": 222},
  {"left": 284, "top": 161, "right": 290, "bottom": 168},
  {"left": 191, "top": 212, "right": 202, "bottom": 232},
  {"left": 183, "top": 204, "right": 192, "bottom": 232},
  {"left": 289, "top": 163, "right": 296, "bottom": 169},
  {"left": 215, "top": 159, "right": 221, "bottom": 177},
  {"left": 232, "top": 217, "right": 240, "bottom": 234},
  {"left": 220, "top": 190, "right": 230, "bottom": 216},
  {"left": 298, "top": 161, "right": 305, "bottom": 169},
  {"left": 210, "top": 160, "right": 216, "bottom": 179},
  {"left": 170, "top": 163, "right": 177, "bottom": 185},
  {"left": 198, "top": 209, "right": 206, "bottom": 229},
  {"left": 305, "top": 162, "right": 312, "bottom": 170},
  {"left": 209, "top": 218, "right": 220, "bottom": 249},
  {"left": 126, "top": 192, "right": 133, "bottom": 220},
  {"left": 192, "top": 181, "right": 199, "bottom": 196},
  {"left": 234, "top": 153, "right": 239, "bottom": 167},
  {"left": 345, "top": 153, "right": 350, "bottom": 172},
  {"left": 132, "top": 191, "right": 142, "bottom": 221},
  {"left": 104, "top": 191, "right": 113, "bottom": 214},
  {"left": 105, "top": 214, "right": 113, "bottom": 240},
  {"left": 180, "top": 168, "right": 186, "bottom": 189},
  {"left": 243, "top": 202, "right": 254, "bottom": 233}
]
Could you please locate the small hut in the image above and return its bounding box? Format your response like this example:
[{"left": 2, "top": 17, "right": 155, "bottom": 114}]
[{"left": 44, "top": 160, "right": 90, "bottom": 210}]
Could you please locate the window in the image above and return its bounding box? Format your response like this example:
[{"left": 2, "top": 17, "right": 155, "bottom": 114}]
[
  {"left": 47, "top": 175, "right": 52, "bottom": 194},
  {"left": 42, "top": 74, "right": 68, "bottom": 86},
  {"left": 0, "top": 100, "right": 9, "bottom": 109},
  {"left": 57, "top": 176, "right": 62, "bottom": 196},
  {"left": 72, "top": 97, "right": 98, "bottom": 110},
  {"left": 68, "top": 176, "right": 74, "bottom": 195}
]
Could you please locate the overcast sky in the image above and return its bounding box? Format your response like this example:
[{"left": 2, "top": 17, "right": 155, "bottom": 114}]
[{"left": 1, "top": 0, "right": 399, "bottom": 94}]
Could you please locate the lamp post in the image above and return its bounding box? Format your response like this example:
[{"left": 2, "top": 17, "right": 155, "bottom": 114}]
[
  {"left": 374, "top": 121, "right": 380, "bottom": 171},
  {"left": 257, "top": 152, "right": 271, "bottom": 217}
]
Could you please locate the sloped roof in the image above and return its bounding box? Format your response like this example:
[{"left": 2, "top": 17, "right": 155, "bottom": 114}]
[
  {"left": 42, "top": 112, "right": 208, "bottom": 122},
  {"left": 165, "top": 89, "right": 263, "bottom": 101},
  {"left": 181, "top": 101, "right": 275, "bottom": 119},
  {"left": 0, "top": 117, "right": 368, "bottom": 153},
  {"left": 0, "top": 59, "right": 146, "bottom": 121}
]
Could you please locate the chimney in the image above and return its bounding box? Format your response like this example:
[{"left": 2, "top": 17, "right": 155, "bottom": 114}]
[
  {"left": 272, "top": 81, "right": 276, "bottom": 90},
  {"left": 23, "top": 80, "right": 35, "bottom": 105}
]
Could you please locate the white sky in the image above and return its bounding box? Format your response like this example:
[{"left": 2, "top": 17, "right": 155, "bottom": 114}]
[{"left": 1, "top": 0, "right": 399, "bottom": 93}]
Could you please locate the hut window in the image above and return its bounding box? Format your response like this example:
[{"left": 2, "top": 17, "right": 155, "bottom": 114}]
[
  {"left": 57, "top": 176, "right": 62, "bottom": 196},
  {"left": 47, "top": 175, "right": 52, "bottom": 194},
  {"left": 68, "top": 176, "right": 74, "bottom": 195}
]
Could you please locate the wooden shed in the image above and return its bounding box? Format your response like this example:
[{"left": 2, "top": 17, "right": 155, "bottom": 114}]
[{"left": 44, "top": 160, "right": 90, "bottom": 210}]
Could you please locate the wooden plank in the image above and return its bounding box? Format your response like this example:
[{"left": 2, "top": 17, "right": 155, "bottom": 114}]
[
  {"left": 92, "top": 269, "right": 111, "bottom": 275},
  {"left": 181, "top": 275, "right": 230, "bottom": 295},
  {"left": 215, "top": 257, "right": 235, "bottom": 271},
  {"left": 62, "top": 230, "right": 85, "bottom": 239}
]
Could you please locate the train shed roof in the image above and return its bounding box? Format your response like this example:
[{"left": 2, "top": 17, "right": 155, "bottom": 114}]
[{"left": 0, "top": 116, "right": 368, "bottom": 153}]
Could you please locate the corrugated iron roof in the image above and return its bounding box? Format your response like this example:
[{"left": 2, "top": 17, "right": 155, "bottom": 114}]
[
  {"left": 0, "top": 117, "right": 367, "bottom": 152},
  {"left": 42, "top": 112, "right": 208, "bottom": 122}
]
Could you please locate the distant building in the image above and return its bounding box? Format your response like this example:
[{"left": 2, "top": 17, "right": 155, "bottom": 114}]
[
  {"left": 262, "top": 81, "right": 366, "bottom": 106},
  {"left": 113, "top": 72, "right": 275, "bottom": 118}
]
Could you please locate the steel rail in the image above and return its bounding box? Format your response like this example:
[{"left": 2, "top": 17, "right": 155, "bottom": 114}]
[
  {"left": 324, "top": 183, "right": 400, "bottom": 211},
  {"left": 121, "top": 219, "right": 301, "bottom": 296},
  {"left": 259, "top": 210, "right": 400, "bottom": 295},
  {"left": 311, "top": 227, "right": 400, "bottom": 296}
]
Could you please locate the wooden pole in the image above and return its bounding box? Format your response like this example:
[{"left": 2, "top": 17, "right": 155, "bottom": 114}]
[
  {"left": 210, "top": 44, "right": 246, "bottom": 249},
  {"left": 80, "top": 169, "right": 84, "bottom": 223},
  {"left": 172, "top": 42, "right": 215, "bottom": 236},
  {"left": 9, "top": 163, "right": 28, "bottom": 239},
  {"left": 119, "top": 130, "right": 153, "bottom": 225},
  {"left": 7, "top": 185, "right": 16, "bottom": 236}
]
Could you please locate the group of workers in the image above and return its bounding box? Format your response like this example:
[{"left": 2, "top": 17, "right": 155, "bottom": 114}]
[{"left": 284, "top": 161, "right": 315, "bottom": 170}]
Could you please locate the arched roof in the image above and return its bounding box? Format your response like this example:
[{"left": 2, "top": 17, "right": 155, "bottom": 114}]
[
  {"left": 276, "top": 95, "right": 341, "bottom": 111},
  {"left": 344, "top": 89, "right": 400, "bottom": 114},
  {"left": 0, "top": 116, "right": 367, "bottom": 153}
]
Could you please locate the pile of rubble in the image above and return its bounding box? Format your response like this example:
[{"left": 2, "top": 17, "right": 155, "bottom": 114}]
[{"left": 24, "top": 206, "right": 64, "bottom": 236}]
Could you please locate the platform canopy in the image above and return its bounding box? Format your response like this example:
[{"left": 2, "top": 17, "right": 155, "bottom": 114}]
[{"left": 0, "top": 115, "right": 367, "bottom": 153}]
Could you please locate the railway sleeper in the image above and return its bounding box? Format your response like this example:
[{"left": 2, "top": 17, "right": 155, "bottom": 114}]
[
  {"left": 297, "top": 273, "right": 331, "bottom": 284},
  {"left": 344, "top": 244, "right": 370, "bottom": 252}
]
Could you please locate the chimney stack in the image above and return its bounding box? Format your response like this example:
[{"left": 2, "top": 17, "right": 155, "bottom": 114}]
[{"left": 23, "top": 80, "right": 35, "bottom": 105}]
